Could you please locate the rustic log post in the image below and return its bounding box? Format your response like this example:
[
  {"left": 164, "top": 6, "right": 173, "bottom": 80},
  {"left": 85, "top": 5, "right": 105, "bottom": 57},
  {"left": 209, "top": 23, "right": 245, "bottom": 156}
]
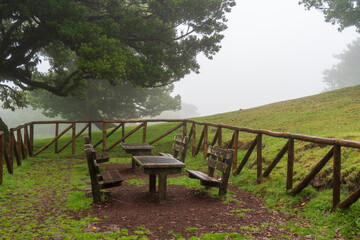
[
  {"left": 291, "top": 147, "right": 334, "bottom": 195},
  {"left": 17, "top": 129, "right": 22, "bottom": 163},
  {"left": 122, "top": 123, "right": 125, "bottom": 143},
  {"left": 24, "top": 125, "right": 30, "bottom": 157},
  {"left": 55, "top": 123, "right": 59, "bottom": 153},
  {"left": 0, "top": 133, "right": 4, "bottom": 184},
  {"left": 88, "top": 121, "right": 92, "bottom": 143},
  {"left": 102, "top": 122, "right": 107, "bottom": 152},
  {"left": 183, "top": 121, "right": 187, "bottom": 137},
  {"left": 9, "top": 129, "right": 14, "bottom": 170},
  {"left": 72, "top": 122, "right": 76, "bottom": 154},
  {"left": 232, "top": 130, "right": 239, "bottom": 169},
  {"left": 203, "top": 125, "right": 208, "bottom": 159},
  {"left": 286, "top": 138, "right": 295, "bottom": 190},
  {"left": 142, "top": 122, "right": 147, "bottom": 143},
  {"left": 19, "top": 129, "right": 26, "bottom": 160},
  {"left": 218, "top": 127, "right": 222, "bottom": 148},
  {"left": 195, "top": 126, "right": 205, "bottom": 156},
  {"left": 333, "top": 144, "right": 341, "bottom": 209},
  {"left": 29, "top": 123, "right": 34, "bottom": 156},
  {"left": 191, "top": 123, "right": 196, "bottom": 157},
  {"left": 234, "top": 135, "right": 258, "bottom": 175},
  {"left": 12, "top": 132, "right": 21, "bottom": 166},
  {"left": 257, "top": 133, "right": 262, "bottom": 181}
]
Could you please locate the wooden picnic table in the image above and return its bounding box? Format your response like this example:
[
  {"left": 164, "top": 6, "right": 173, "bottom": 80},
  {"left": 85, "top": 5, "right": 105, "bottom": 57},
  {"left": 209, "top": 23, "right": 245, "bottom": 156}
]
[
  {"left": 120, "top": 143, "right": 155, "bottom": 169},
  {"left": 132, "top": 155, "right": 186, "bottom": 203}
]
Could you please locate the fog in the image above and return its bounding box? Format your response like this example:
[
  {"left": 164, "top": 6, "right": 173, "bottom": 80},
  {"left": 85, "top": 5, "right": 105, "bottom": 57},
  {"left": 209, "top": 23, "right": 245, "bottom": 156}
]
[{"left": 173, "top": 0, "right": 359, "bottom": 116}]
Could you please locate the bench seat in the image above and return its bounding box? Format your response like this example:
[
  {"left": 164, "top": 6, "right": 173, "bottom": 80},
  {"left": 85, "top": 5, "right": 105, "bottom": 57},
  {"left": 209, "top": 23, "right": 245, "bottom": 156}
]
[
  {"left": 187, "top": 146, "right": 234, "bottom": 196},
  {"left": 95, "top": 151, "right": 110, "bottom": 163},
  {"left": 100, "top": 170, "right": 123, "bottom": 188},
  {"left": 187, "top": 169, "right": 221, "bottom": 187}
]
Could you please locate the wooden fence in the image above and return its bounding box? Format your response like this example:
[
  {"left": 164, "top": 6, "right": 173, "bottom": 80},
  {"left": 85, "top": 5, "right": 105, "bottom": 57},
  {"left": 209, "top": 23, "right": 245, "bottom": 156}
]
[{"left": 1, "top": 119, "right": 360, "bottom": 209}]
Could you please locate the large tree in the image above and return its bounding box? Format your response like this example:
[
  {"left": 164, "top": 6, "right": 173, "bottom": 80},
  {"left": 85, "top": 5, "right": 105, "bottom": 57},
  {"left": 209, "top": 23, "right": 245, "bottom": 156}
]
[
  {"left": 299, "top": 0, "right": 360, "bottom": 32},
  {"left": 29, "top": 81, "right": 181, "bottom": 129},
  {"left": 0, "top": 0, "right": 236, "bottom": 135},
  {"left": 28, "top": 41, "right": 181, "bottom": 129},
  {"left": 323, "top": 38, "right": 360, "bottom": 90}
]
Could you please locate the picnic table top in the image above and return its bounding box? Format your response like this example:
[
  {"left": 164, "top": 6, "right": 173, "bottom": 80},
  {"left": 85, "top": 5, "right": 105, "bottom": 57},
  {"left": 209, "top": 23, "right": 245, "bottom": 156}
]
[{"left": 132, "top": 156, "right": 186, "bottom": 169}]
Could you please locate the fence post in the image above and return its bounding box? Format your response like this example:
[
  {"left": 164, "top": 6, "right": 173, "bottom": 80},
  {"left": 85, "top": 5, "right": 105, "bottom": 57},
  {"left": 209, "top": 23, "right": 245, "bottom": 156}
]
[
  {"left": 333, "top": 144, "right": 341, "bottom": 209},
  {"left": 183, "top": 121, "right": 187, "bottom": 136},
  {"left": 142, "top": 122, "right": 147, "bottom": 143},
  {"left": 191, "top": 124, "right": 196, "bottom": 157},
  {"left": 72, "top": 122, "right": 76, "bottom": 154},
  {"left": 9, "top": 129, "right": 14, "bottom": 169},
  {"left": 257, "top": 133, "right": 262, "bottom": 181},
  {"left": 55, "top": 123, "right": 59, "bottom": 153},
  {"left": 88, "top": 121, "right": 92, "bottom": 143},
  {"left": 122, "top": 123, "right": 125, "bottom": 143},
  {"left": 30, "top": 123, "right": 34, "bottom": 156},
  {"left": 102, "top": 121, "right": 107, "bottom": 151},
  {"left": 203, "top": 125, "right": 208, "bottom": 158},
  {"left": 17, "top": 129, "right": 22, "bottom": 163},
  {"left": 24, "top": 125, "right": 30, "bottom": 157},
  {"left": 286, "top": 138, "right": 294, "bottom": 190},
  {"left": 19, "top": 129, "right": 27, "bottom": 159},
  {"left": 0, "top": 134, "right": 4, "bottom": 184},
  {"left": 218, "top": 127, "right": 222, "bottom": 148},
  {"left": 232, "top": 130, "right": 239, "bottom": 170}
]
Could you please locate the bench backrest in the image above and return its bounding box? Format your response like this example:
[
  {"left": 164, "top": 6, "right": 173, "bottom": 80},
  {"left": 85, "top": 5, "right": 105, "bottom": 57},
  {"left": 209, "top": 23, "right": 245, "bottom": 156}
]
[
  {"left": 84, "top": 141, "right": 101, "bottom": 194},
  {"left": 172, "top": 135, "right": 189, "bottom": 162},
  {"left": 206, "top": 145, "right": 234, "bottom": 186}
]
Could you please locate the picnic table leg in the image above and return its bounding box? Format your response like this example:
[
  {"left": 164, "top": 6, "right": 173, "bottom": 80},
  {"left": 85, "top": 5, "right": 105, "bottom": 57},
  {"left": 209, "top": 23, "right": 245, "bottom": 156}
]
[
  {"left": 149, "top": 174, "right": 156, "bottom": 192},
  {"left": 158, "top": 173, "right": 167, "bottom": 203}
]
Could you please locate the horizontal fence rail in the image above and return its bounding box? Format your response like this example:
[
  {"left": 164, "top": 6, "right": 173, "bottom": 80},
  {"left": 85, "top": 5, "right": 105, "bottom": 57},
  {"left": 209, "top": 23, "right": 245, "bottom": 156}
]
[{"left": 1, "top": 119, "right": 360, "bottom": 209}]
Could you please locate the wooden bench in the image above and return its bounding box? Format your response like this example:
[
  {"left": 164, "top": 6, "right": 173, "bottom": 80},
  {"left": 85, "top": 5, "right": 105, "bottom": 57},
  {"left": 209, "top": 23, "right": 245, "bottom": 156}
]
[
  {"left": 84, "top": 135, "right": 123, "bottom": 203},
  {"left": 159, "top": 135, "right": 189, "bottom": 162},
  {"left": 187, "top": 145, "right": 234, "bottom": 196},
  {"left": 83, "top": 135, "right": 109, "bottom": 163}
]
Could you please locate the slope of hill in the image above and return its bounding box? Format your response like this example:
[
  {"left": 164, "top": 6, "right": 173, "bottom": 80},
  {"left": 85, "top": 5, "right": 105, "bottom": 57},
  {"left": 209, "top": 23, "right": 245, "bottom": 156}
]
[{"left": 196, "top": 85, "right": 360, "bottom": 141}]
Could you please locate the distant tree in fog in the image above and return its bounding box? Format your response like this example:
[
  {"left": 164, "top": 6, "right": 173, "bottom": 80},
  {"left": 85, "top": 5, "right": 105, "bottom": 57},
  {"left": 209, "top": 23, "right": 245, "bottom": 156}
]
[
  {"left": 323, "top": 38, "right": 360, "bottom": 90},
  {"left": 29, "top": 81, "right": 181, "bottom": 129}
]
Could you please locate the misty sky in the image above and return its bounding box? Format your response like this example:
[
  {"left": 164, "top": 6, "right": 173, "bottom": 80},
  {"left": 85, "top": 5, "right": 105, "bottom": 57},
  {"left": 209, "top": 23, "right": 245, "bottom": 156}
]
[{"left": 173, "top": 0, "right": 359, "bottom": 116}]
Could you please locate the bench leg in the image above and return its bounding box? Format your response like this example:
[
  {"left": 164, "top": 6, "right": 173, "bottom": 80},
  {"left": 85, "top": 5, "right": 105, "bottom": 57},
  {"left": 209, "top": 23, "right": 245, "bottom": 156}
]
[
  {"left": 132, "top": 157, "right": 135, "bottom": 169},
  {"left": 149, "top": 174, "right": 156, "bottom": 193},
  {"left": 218, "top": 185, "right": 227, "bottom": 196},
  {"left": 158, "top": 174, "right": 167, "bottom": 203}
]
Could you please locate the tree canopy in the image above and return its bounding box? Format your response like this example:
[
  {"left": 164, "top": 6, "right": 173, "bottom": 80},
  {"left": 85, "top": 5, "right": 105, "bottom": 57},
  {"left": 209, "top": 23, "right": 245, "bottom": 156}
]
[
  {"left": 323, "top": 38, "right": 360, "bottom": 90},
  {"left": 299, "top": 0, "right": 360, "bottom": 32},
  {"left": 0, "top": 0, "right": 235, "bottom": 110},
  {"left": 29, "top": 81, "right": 181, "bottom": 129}
]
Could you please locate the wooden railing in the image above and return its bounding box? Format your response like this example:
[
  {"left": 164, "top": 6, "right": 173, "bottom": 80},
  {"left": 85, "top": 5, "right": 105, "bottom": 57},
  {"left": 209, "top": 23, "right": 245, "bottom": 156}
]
[{"left": 1, "top": 119, "right": 360, "bottom": 209}]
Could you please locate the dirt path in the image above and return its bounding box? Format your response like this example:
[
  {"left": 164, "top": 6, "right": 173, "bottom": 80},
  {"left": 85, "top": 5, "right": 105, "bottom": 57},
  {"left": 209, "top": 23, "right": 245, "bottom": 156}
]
[{"left": 84, "top": 163, "right": 310, "bottom": 239}]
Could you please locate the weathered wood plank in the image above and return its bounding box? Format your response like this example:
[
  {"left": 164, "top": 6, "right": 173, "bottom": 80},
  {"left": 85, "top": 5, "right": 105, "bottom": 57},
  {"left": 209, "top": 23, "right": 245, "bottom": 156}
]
[
  {"left": 258, "top": 140, "right": 289, "bottom": 182},
  {"left": 286, "top": 138, "right": 295, "bottom": 190},
  {"left": 233, "top": 135, "right": 258, "bottom": 175},
  {"left": 333, "top": 145, "right": 341, "bottom": 209},
  {"left": 291, "top": 147, "right": 334, "bottom": 195}
]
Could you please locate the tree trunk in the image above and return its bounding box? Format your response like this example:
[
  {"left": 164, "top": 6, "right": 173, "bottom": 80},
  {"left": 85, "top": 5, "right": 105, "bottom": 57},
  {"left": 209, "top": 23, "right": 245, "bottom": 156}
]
[{"left": 0, "top": 117, "right": 9, "bottom": 144}]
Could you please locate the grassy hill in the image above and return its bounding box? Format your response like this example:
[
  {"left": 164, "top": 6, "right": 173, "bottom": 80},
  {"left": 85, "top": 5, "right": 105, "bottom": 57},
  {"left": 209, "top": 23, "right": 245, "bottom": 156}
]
[
  {"left": 198, "top": 85, "right": 360, "bottom": 140},
  {"left": 3, "top": 85, "right": 360, "bottom": 239}
]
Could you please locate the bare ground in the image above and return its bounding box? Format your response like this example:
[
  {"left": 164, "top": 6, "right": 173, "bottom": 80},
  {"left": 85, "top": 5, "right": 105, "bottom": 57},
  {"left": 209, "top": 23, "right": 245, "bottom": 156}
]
[{"left": 84, "top": 163, "right": 312, "bottom": 239}]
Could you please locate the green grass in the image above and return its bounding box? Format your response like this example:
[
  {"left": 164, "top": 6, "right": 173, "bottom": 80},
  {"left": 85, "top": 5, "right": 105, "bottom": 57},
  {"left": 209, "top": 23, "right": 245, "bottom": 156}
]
[{"left": 3, "top": 85, "right": 360, "bottom": 239}]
